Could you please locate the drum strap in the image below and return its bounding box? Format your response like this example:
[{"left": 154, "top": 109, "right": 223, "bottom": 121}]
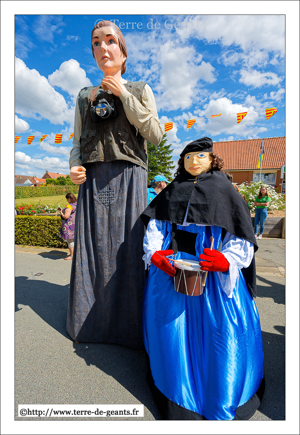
[{"left": 170, "top": 224, "right": 197, "bottom": 256}]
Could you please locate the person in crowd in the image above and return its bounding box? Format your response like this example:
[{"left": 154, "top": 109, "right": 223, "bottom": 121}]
[
  {"left": 225, "top": 171, "right": 240, "bottom": 191},
  {"left": 147, "top": 174, "right": 169, "bottom": 205},
  {"left": 67, "top": 20, "right": 163, "bottom": 349},
  {"left": 141, "top": 137, "right": 264, "bottom": 420},
  {"left": 59, "top": 193, "right": 77, "bottom": 260},
  {"left": 254, "top": 185, "right": 271, "bottom": 239}
]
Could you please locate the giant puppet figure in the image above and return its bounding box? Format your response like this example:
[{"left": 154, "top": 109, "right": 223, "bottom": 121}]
[
  {"left": 67, "top": 20, "right": 163, "bottom": 349},
  {"left": 141, "top": 137, "right": 265, "bottom": 420}
]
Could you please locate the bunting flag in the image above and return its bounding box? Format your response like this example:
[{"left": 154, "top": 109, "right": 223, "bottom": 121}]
[
  {"left": 237, "top": 112, "right": 247, "bottom": 124},
  {"left": 187, "top": 119, "right": 196, "bottom": 129},
  {"left": 265, "top": 107, "right": 277, "bottom": 121},
  {"left": 211, "top": 114, "right": 221, "bottom": 118},
  {"left": 256, "top": 139, "right": 265, "bottom": 169},
  {"left": 55, "top": 134, "right": 63, "bottom": 144},
  {"left": 15, "top": 136, "right": 21, "bottom": 144},
  {"left": 164, "top": 122, "right": 173, "bottom": 132},
  {"left": 68, "top": 133, "right": 74, "bottom": 140},
  {"left": 40, "top": 135, "right": 47, "bottom": 142},
  {"left": 27, "top": 136, "right": 35, "bottom": 145}
]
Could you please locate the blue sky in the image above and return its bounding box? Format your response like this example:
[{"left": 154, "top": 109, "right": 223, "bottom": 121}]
[{"left": 13, "top": 13, "right": 287, "bottom": 178}]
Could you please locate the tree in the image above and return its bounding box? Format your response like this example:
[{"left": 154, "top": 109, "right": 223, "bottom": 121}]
[
  {"left": 65, "top": 175, "right": 75, "bottom": 185},
  {"left": 56, "top": 176, "right": 67, "bottom": 185},
  {"left": 147, "top": 133, "right": 175, "bottom": 185},
  {"left": 46, "top": 178, "right": 58, "bottom": 185}
]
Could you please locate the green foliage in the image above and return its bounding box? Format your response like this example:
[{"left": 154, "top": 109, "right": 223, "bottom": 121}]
[
  {"left": 45, "top": 175, "right": 74, "bottom": 186},
  {"left": 15, "top": 185, "right": 79, "bottom": 199},
  {"left": 238, "top": 181, "right": 285, "bottom": 211},
  {"left": 15, "top": 216, "right": 68, "bottom": 248},
  {"left": 147, "top": 133, "right": 175, "bottom": 185}
]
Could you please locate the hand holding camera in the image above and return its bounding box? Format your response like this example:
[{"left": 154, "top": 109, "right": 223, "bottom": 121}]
[{"left": 101, "top": 76, "right": 126, "bottom": 97}]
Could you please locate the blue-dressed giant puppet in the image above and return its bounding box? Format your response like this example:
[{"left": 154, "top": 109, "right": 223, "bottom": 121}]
[{"left": 141, "top": 137, "right": 265, "bottom": 420}]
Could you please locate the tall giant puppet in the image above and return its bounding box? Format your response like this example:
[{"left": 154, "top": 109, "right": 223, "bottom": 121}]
[
  {"left": 67, "top": 20, "right": 163, "bottom": 349},
  {"left": 142, "top": 137, "right": 265, "bottom": 420}
]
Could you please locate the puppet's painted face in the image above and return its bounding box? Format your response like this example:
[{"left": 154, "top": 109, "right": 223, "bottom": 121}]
[
  {"left": 92, "top": 26, "right": 126, "bottom": 76},
  {"left": 184, "top": 151, "right": 213, "bottom": 176}
]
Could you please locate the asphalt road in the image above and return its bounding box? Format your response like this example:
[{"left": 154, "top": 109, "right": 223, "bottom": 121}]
[{"left": 14, "top": 238, "right": 285, "bottom": 422}]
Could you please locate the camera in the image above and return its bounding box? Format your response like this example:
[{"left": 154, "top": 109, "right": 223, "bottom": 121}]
[{"left": 90, "top": 96, "right": 118, "bottom": 122}]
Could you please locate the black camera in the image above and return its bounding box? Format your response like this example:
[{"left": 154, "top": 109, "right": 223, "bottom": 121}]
[{"left": 90, "top": 96, "right": 118, "bottom": 122}]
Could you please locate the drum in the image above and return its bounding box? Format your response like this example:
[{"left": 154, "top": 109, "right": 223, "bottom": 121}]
[{"left": 173, "top": 259, "right": 204, "bottom": 296}]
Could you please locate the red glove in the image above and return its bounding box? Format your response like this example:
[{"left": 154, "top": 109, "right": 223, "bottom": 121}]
[
  {"left": 151, "top": 249, "right": 176, "bottom": 277},
  {"left": 199, "top": 249, "right": 230, "bottom": 272}
]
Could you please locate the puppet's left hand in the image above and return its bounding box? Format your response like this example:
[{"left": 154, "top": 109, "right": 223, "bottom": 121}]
[
  {"left": 102, "top": 76, "right": 126, "bottom": 97},
  {"left": 199, "top": 249, "right": 230, "bottom": 272}
]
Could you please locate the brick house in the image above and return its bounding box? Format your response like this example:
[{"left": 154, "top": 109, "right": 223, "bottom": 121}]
[
  {"left": 15, "top": 175, "right": 36, "bottom": 187},
  {"left": 41, "top": 171, "right": 68, "bottom": 180},
  {"left": 213, "top": 137, "right": 285, "bottom": 192},
  {"left": 34, "top": 177, "right": 47, "bottom": 186}
]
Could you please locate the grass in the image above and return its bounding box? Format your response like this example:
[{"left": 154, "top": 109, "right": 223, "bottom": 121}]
[{"left": 15, "top": 195, "right": 68, "bottom": 207}]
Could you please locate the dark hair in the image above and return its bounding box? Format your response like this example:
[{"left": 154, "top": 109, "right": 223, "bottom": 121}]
[
  {"left": 258, "top": 186, "right": 268, "bottom": 199},
  {"left": 66, "top": 193, "right": 77, "bottom": 203},
  {"left": 174, "top": 152, "right": 224, "bottom": 177},
  {"left": 91, "top": 20, "right": 127, "bottom": 75},
  {"left": 225, "top": 172, "right": 233, "bottom": 182}
]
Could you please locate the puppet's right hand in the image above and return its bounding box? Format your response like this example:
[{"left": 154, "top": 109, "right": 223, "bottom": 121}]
[
  {"left": 70, "top": 165, "right": 86, "bottom": 185},
  {"left": 151, "top": 250, "right": 176, "bottom": 277}
]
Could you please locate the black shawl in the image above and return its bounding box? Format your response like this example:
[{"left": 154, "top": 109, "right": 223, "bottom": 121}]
[{"left": 141, "top": 170, "right": 258, "bottom": 297}]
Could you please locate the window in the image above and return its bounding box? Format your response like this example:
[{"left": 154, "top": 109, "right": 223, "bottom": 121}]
[{"left": 253, "top": 173, "right": 276, "bottom": 184}]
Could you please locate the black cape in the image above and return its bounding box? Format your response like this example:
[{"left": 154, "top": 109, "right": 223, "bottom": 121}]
[{"left": 141, "top": 170, "right": 258, "bottom": 297}]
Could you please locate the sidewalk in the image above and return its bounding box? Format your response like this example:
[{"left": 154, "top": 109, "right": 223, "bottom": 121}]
[{"left": 14, "top": 238, "right": 285, "bottom": 421}]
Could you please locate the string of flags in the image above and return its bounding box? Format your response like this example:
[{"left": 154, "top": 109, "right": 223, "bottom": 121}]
[
  {"left": 163, "top": 107, "right": 278, "bottom": 132},
  {"left": 14, "top": 133, "right": 75, "bottom": 145},
  {"left": 15, "top": 107, "right": 278, "bottom": 142}
]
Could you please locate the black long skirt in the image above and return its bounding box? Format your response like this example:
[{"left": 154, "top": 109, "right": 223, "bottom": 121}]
[{"left": 66, "top": 160, "right": 147, "bottom": 349}]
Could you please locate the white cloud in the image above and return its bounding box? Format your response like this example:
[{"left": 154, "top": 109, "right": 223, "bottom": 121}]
[
  {"left": 192, "top": 97, "right": 262, "bottom": 137},
  {"left": 32, "top": 16, "right": 65, "bottom": 43},
  {"left": 126, "top": 31, "right": 216, "bottom": 111},
  {"left": 48, "top": 59, "right": 92, "bottom": 99},
  {"left": 66, "top": 35, "right": 81, "bottom": 42},
  {"left": 263, "top": 88, "right": 285, "bottom": 102},
  {"left": 15, "top": 115, "right": 30, "bottom": 133},
  {"left": 155, "top": 40, "right": 216, "bottom": 111},
  {"left": 15, "top": 151, "right": 31, "bottom": 164},
  {"left": 15, "top": 57, "right": 75, "bottom": 125},
  {"left": 239, "top": 69, "right": 283, "bottom": 88},
  {"left": 15, "top": 151, "right": 69, "bottom": 177},
  {"left": 176, "top": 15, "right": 285, "bottom": 55},
  {"left": 39, "top": 141, "right": 72, "bottom": 157}
]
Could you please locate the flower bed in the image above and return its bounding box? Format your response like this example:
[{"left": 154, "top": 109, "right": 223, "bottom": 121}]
[{"left": 16, "top": 202, "right": 62, "bottom": 215}]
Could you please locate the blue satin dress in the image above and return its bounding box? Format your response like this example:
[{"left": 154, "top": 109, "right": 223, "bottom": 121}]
[{"left": 143, "top": 222, "right": 264, "bottom": 420}]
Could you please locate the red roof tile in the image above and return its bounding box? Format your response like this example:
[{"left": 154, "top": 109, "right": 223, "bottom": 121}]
[
  {"left": 45, "top": 172, "right": 68, "bottom": 179},
  {"left": 213, "top": 137, "right": 285, "bottom": 170}
]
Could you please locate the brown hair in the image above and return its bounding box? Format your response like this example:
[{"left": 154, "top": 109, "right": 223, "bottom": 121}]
[
  {"left": 240, "top": 193, "right": 248, "bottom": 203},
  {"left": 174, "top": 152, "right": 224, "bottom": 177},
  {"left": 225, "top": 172, "right": 233, "bottom": 182},
  {"left": 66, "top": 193, "right": 77, "bottom": 203},
  {"left": 258, "top": 186, "right": 269, "bottom": 199},
  {"left": 91, "top": 20, "right": 127, "bottom": 75}
]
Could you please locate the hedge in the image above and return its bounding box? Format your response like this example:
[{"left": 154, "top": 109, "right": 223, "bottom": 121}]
[
  {"left": 15, "top": 216, "right": 68, "bottom": 248},
  {"left": 15, "top": 185, "right": 79, "bottom": 199}
]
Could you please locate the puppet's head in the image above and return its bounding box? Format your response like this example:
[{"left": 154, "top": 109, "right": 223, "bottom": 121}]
[
  {"left": 91, "top": 20, "right": 127, "bottom": 75},
  {"left": 175, "top": 137, "right": 224, "bottom": 177}
]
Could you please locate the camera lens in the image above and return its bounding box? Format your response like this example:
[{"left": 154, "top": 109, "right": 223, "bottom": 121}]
[{"left": 96, "top": 102, "right": 109, "bottom": 118}]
